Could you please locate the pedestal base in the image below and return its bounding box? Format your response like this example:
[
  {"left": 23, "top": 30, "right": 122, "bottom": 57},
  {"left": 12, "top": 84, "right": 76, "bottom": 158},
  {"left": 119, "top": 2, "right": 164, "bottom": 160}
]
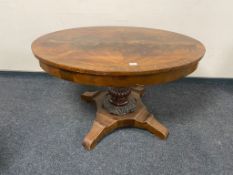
[{"left": 81, "top": 86, "right": 169, "bottom": 150}]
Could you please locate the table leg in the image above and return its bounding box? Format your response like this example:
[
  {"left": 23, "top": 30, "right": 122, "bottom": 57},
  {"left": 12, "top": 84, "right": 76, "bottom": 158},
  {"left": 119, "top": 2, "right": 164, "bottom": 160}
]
[
  {"left": 82, "top": 115, "right": 116, "bottom": 150},
  {"left": 81, "top": 86, "right": 169, "bottom": 150}
]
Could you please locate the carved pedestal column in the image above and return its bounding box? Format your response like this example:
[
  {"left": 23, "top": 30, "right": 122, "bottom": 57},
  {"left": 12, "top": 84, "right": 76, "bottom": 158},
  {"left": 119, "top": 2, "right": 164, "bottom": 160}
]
[{"left": 103, "top": 87, "right": 136, "bottom": 115}]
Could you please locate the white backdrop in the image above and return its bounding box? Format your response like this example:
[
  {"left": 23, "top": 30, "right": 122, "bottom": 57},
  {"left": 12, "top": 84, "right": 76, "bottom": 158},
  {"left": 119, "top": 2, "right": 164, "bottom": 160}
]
[{"left": 0, "top": 0, "right": 232, "bottom": 78}]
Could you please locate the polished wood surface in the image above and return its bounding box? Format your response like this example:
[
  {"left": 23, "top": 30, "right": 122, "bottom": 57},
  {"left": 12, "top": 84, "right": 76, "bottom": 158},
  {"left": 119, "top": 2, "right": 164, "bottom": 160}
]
[
  {"left": 31, "top": 27, "right": 205, "bottom": 150},
  {"left": 32, "top": 26, "right": 205, "bottom": 87},
  {"left": 39, "top": 60, "right": 198, "bottom": 87},
  {"left": 81, "top": 88, "right": 168, "bottom": 150}
]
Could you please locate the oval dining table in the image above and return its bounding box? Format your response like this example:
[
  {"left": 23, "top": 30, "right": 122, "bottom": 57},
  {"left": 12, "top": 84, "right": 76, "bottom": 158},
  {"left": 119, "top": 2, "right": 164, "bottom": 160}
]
[{"left": 32, "top": 26, "right": 205, "bottom": 150}]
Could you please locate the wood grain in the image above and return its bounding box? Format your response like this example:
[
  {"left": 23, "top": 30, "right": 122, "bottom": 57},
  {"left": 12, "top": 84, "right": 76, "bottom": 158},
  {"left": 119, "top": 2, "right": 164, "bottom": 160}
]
[
  {"left": 31, "top": 27, "right": 205, "bottom": 150},
  {"left": 81, "top": 90, "right": 169, "bottom": 150},
  {"left": 39, "top": 61, "right": 198, "bottom": 87},
  {"left": 32, "top": 26, "right": 205, "bottom": 77}
]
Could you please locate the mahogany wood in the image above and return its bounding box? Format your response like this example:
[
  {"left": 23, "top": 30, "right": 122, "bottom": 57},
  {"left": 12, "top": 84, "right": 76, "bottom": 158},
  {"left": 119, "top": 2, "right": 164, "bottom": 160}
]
[
  {"left": 39, "top": 61, "right": 198, "bottom": 87},
  {"left": 81, "top": 89, "right": 168, "bottom": 150},
  {"left": 32, "top": 26, "right": 205, "bottom": 87},
  {"left": 31, "top": 26, "right": 205, "bottom": 150}
]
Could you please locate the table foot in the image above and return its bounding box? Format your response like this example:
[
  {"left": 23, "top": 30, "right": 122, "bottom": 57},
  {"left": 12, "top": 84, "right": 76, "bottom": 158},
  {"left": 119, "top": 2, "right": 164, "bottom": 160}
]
[
  {"left": 82, "top": 113, "right": 117, "bottom": 150},
  {"left": 140, "top": 114, "right": 169, "bottom": 139},
  {"left": 81, "top": 91, "right": 100, "bottom": 102},
  {"left": 81, "top": 86, "right": 168, "bottom": 150}
]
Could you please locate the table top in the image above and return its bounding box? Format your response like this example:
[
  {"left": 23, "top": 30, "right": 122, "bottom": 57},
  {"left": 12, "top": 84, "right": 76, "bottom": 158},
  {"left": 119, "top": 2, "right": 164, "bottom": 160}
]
[{"left": 32, "top": 26, "right": 205, "bottom": 87}]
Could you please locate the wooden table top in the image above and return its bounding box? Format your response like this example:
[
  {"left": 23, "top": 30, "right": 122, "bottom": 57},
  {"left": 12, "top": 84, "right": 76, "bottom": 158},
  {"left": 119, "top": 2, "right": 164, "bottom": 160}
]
[{"left": 32, "top": 26, "right": 205, "bottom": 87}]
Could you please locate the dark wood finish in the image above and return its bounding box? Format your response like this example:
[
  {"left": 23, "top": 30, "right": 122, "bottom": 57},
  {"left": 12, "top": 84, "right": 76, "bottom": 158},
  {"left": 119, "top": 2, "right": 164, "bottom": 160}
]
[
  {"left": 39, "top": 61, "right": 198, "bottom": 87},
  {"left": 32, "top": 26, "right": 205, "bottom": 87},
  {"left": 102, "top": 87, "right": 137, "bottom": 115},
  {"left": 107, "top": 87, "right": 131, "bottom": 106},
  {"left": 31, "top": 26, "right": 205, "bottom": 150},
  {"left": 81, "top": 89, "right": 168, "bottom": 150}
]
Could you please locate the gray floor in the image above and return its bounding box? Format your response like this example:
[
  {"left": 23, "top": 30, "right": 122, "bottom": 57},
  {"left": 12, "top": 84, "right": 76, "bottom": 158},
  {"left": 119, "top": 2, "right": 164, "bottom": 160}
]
[{"left": 0, "top": 71, "right": 232, "bottom": 175}]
